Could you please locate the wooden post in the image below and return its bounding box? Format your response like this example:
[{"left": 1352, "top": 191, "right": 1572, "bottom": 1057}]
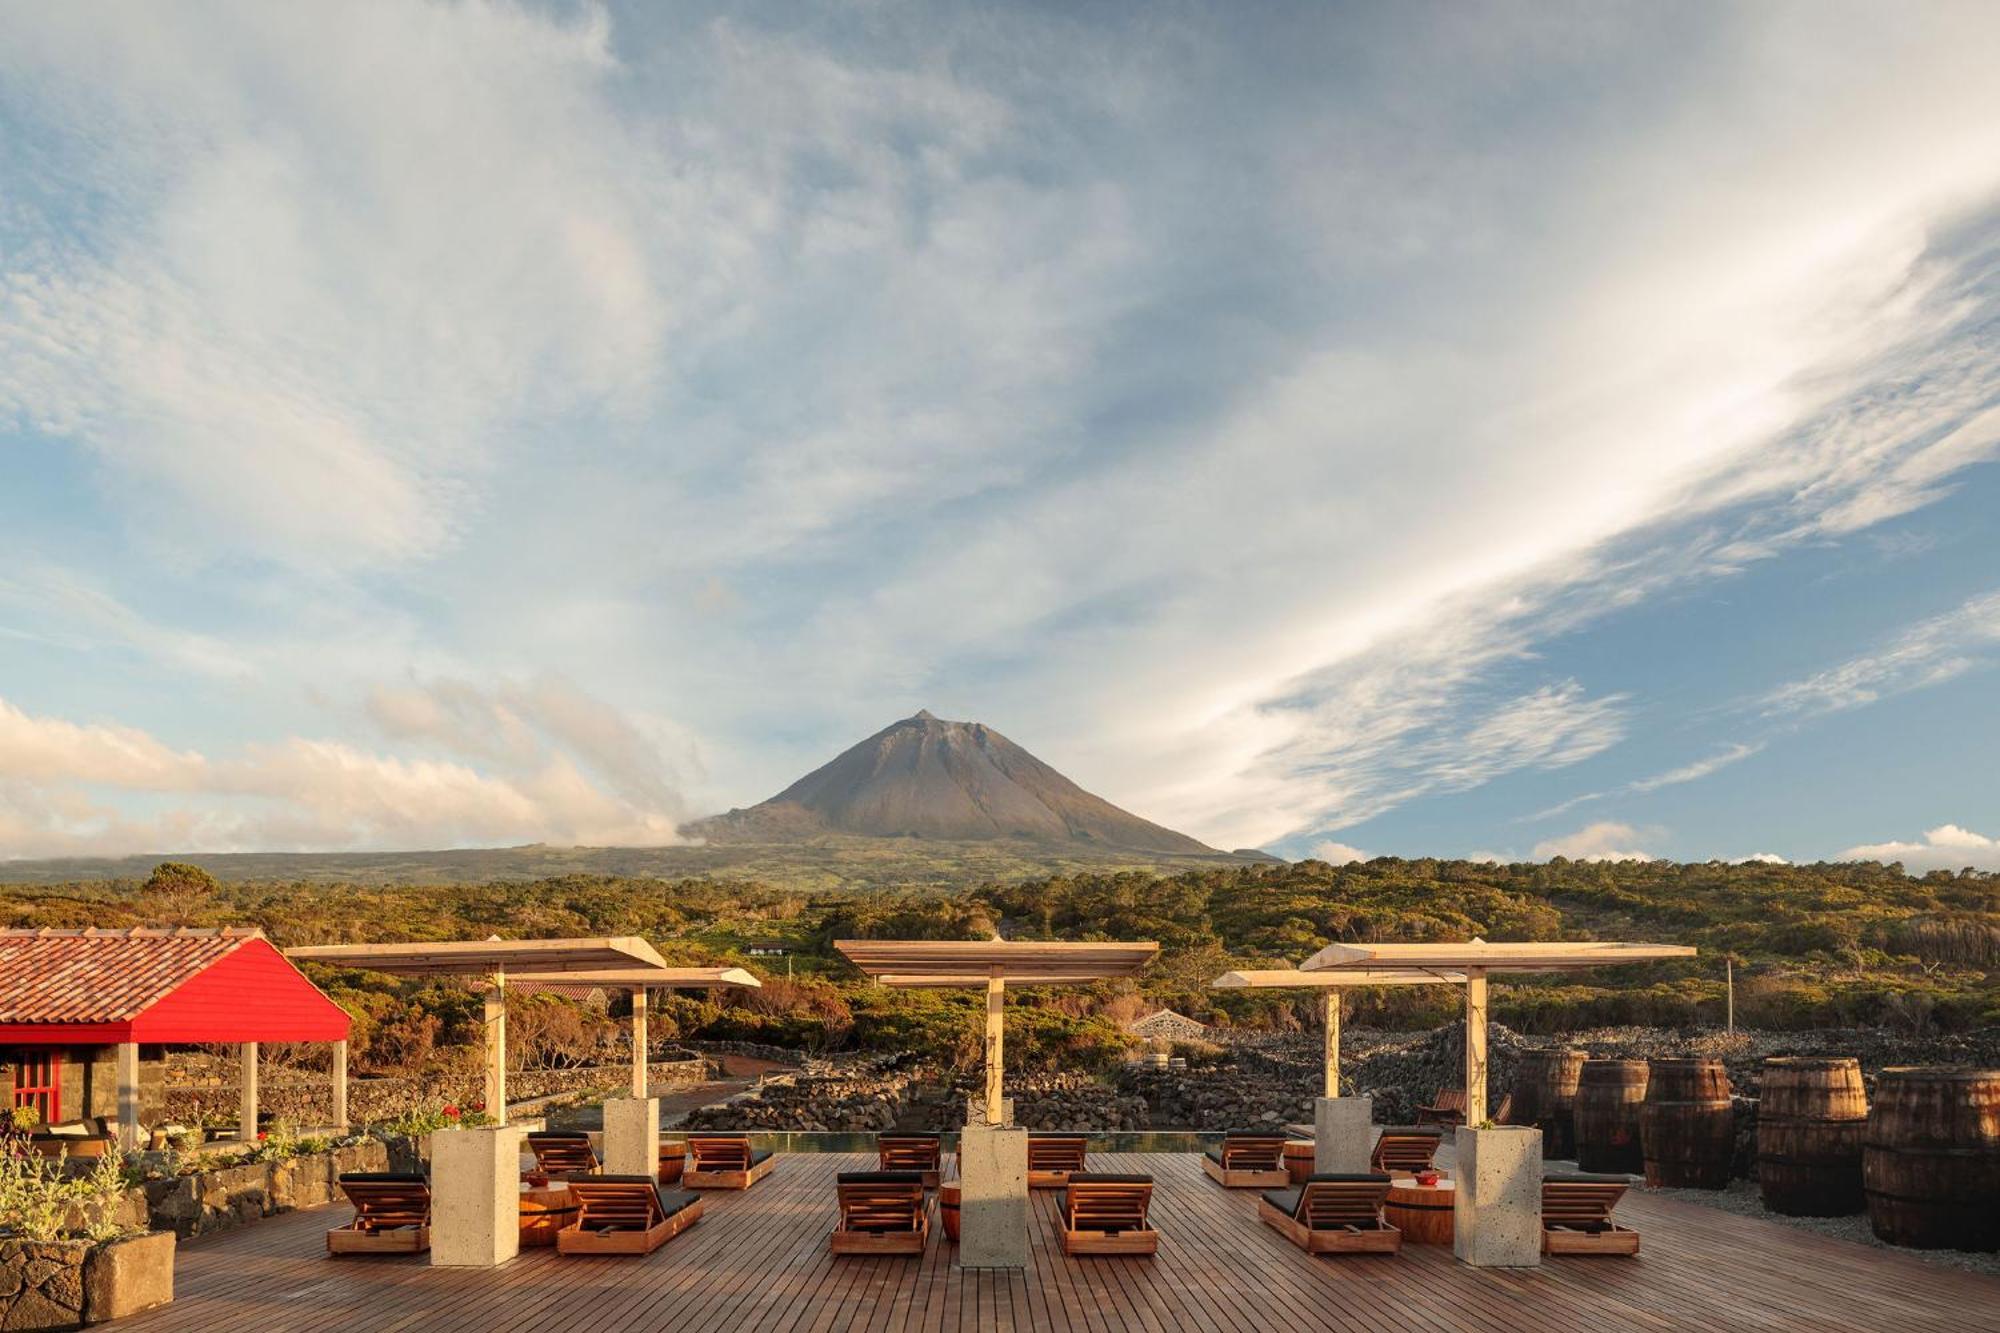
[
  {"left": 239, "top": 1041, "right": 259, "bottom": 1143},
  {"left": 115, "top": 1042, "right": 142, "bottom": 1152},
  {"left": 331, "top": 1039, "right": 349, "bottom": 1131},
  {"left": 1726, "top": 957, "right": 1735, "bottom": 1034},
  {"left": 1464, "top": 969, "right": 1488, "bottom": 1126},
  {"left": 984, "top": 969, "right": 1005, "bottom": 1126},
  {"left": 631, "top": 987, "right": 649, "bottom": 1099},
  {"left": 1322, "top": 989, "right": 1340, "bottom": 1099},
  {"left": 484, "top": 970, "right": 507, "bottom": 1125}
]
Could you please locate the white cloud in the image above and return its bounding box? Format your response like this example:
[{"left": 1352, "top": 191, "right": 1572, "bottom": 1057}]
[
  {"left": 1763, "top": 591, "right": 2000, "bottom": 717},
  {"left": 1839, "top": 824, "right": 2000, "bottom": 873},
  {"left": 1735, "top": 852, "right": 1790, "bottom": 865},
  {"left": 1532, "top": 822, "right": 1658, "bottom": 863},
  {"left": 1309, "top": 841, "right": 1372, "bottom": 865},
  {"left": 1527, "top": 742, "right": 1764, "bottom": 823}
]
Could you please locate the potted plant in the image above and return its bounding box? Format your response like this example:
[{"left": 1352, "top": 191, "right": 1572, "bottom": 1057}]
[{"left": 0, "top": 1149, "right": 174, "bottom": 1328}]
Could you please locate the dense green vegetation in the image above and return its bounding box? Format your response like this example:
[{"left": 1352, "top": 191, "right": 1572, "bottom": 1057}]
[{"left": 4, "top": 856, "right": 1993, "bottom": 1079}]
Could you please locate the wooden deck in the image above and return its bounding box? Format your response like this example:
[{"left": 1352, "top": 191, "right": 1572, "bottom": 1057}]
[{"left": 122, "top": 1152, "right": 2000, "bottom": 1333}]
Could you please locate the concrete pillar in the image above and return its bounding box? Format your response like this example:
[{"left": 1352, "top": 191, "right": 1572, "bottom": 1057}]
[
  {"left": 1313, "top": 1094, "right": 1373, "bottom": 1175},
  {"left": 1464, "top": 969, "right": 1489, "bottom": 1125},
  {"left": 603, "top": 1096, "right": 660, "bottom": 1178},
  {"left": 483, "top": 971, "right": 507, "bottom": 1126},
  {"left": 1453, "top": 1124, "right": 1542, "bottom": 1268},
  {"left": 238, "top": 1042, "right": 258, "bottom": 1143},
  {"left": 431, "top": 1124, "right": 526, "bottom": 1267},
  {"left": 114, "top": 1043, "right": 142, "bottom": 1153},
  {"left": 957, "top": 1122, "right": 1029, "bottom": 1268},
  {"left": 331, "top": 1040, "right": 349, "bottom": 1131},
  {"left": 630, "top": 988, "right": 648, "bottom": 1098},
  {"left": 983, "top": 971, "right": 1005, "bottom": 1126}
]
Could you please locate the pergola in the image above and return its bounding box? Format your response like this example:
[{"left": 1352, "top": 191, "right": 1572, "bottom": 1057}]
[
  {"left": 287, "top": 937, "right": 668, "bottom": 1125},
  {"left": 507, "top": 966, "right": 760, "bottom": 1098},
  {"left": 835, "top": 940, "right": 1158, "bottom": 1126},
  {"left": 1210, "top": 968, "right": 1467, "bottom": 1098},
  {"left": 1301, "top": 940, "right": 1696, "bottom": 1124}
]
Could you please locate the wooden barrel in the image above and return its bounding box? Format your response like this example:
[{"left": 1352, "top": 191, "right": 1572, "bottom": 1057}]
[
  {"left": 1574, "top": 1059, "right": 1648, "bottom": 1174},
  {"left": 1513, "top": 1048, "right": 1587, "bottom": 1158},
  {"left": 1641, "top": 1058, "right": 1735, "bottom": 1189},
  {"left": 658, "top": 1140, "right": 686, "bottom": 1185},
  {"left": 1283, "top": 1140, "right": 1315, "bottom": 1184},
  {"left": 1863, "top": 1067, "right": 2000, "bottom": 1251},
  {"left": 1758, "top": 1057, "right": 1866, "bottom": 1216},
  {"left": 941, "top": 1182, "right": 961, "bottom": 1242}
]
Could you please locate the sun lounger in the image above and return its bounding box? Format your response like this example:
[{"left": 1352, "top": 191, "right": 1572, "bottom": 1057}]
[
  {"left": 1060, "top": 1173, "right": 1157, "bottom": 1256},
  {"left": 878, "top": 1133, "right": 943, "bottom": 1188},
  {"left": 1370, "top": 1126, "right": 1444, "bottom": 1174},
  {"left": 1202, "top": 1129, "right": 1290, "bottom": 1188},
  {"left": 327, "top": 1172, "right": 431, "bottom": 1255},
  {"left": 1542, "top": 1172, "right": 1639, "bottom": 1255},
  {"left": 526, "top": 1131, "right": 600, "bottom": 1178},
  {"left": 830, "top": 1171, "right": 929, "bottom": 1255},
  {"left": 556, "top": 1176, "right": 704, "bottom": 1255},
  {"left": 685, "top": 1134, "right": 776, "bottom": 1190},
  {"left": 1258, "top": 1173, "right": 1401, "bottom": 1254},
  {"left": 1416, "top": 1089, "right": 1466, "bottom": 1127},
  {"left": 1028, "top": 1133, "right": 1088, "bottom": 1188}
]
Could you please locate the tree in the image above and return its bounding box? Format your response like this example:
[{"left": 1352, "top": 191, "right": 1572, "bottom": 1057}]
[{"left": 139, "top": 861, "right": 220, "bottom": 926}]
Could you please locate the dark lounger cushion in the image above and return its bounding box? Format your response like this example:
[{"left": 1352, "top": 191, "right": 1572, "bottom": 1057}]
[
  {"left": 1262, "top": 1188, "right": 1301, "bottom": 1216},
  {"left": 749, "top": 1148, "right": 774, "bottom": 1166},
  {"left": 1203, "top": 1147, "right": 1225, "bottom": 1164},
  {"left": 338, "top": 1172, "right": 429, "bottom": 1184},
  {"left": 658, "top": 1188, "right": 701, "bottom": 1217},
  {"left": 528, "top": 1131, "right": 590, "bottom": 1141},
  {"left": 1065, "top": 1172, "right": 1151, "bottom": 1184},
  {"left": 836, "top": 1171, "right": 925, "bottom": 1185},
  {"left": 1544, "top": 1172, "right": 1631, "bottom": 1185},
  {"left": 1377, "top": 1125, "right": 1442, "bottom": 1137},
  {"left": 1305, "top": 1172, "right": 1391, "bottom": 1184}
]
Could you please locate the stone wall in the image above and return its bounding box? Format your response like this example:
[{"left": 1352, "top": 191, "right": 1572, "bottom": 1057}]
[{"left": 0, "top": 1238, "right": 87, "bottom": 1331}]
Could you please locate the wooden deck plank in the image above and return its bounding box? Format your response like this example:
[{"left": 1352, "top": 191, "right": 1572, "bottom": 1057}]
[{"left": 117, "top": 1152, "right": 2000, "bottom": 1333}]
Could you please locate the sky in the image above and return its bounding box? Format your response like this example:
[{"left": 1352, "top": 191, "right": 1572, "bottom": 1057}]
[{"left": 0, "top": 0, "right": 1996, "bottom": 870}]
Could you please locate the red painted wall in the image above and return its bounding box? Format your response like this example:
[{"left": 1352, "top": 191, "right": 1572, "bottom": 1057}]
[{"left": 129, "top": 938, "right": 351, "bottom": 1043}]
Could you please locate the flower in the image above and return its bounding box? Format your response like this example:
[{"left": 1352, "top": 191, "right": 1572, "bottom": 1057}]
[
  {"left": 443, "top": 1105, "right": 460, "bottom": 1118},
  {"left": 256, "top": 1131, "right": 268, "bottom": 1141}
]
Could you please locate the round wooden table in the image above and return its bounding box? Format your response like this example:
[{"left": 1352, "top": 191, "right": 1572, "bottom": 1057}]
[
  {"left": 1384, "top": 1179, "right": 1455, "bottom": 1245},
  {"left": 659, "top": 1141, "right": 686, "bottom": 1184},
  {"left": 1283, "top": 1140, "right": 1315, "bottom": 1184},
  {"left": 940, "top": 1182, "right": 961, "bottom": 1242},
  {"left": 519, "top": 1182, "right": 578, "bottom": 1247}
]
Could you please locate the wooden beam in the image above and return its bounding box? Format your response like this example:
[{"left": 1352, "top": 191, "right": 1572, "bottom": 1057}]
[
  {"left": 1464, "top": 969, "right": 1488, "bottom": 1126},
  {"left": 115, "top": 1042, "right": 142, "bottom": 1153},
  {"left": 1322, "top": 990, "right": 1339, "bottom": 1099},
  {"left": 239, "top": 1041, "right": 258, "bottom": 1144},
  {"left": 484, "top": 970, "right": 507, "bottom": 1125},
  {"left": 331, "top": 1039, "right": 349, "bottom": 1131},
  {"left": 984, "top": 969, "right": 1005, "bottom": 1126},
  {"left": 631, "top": 987, "right": 649, "bottom": 1098},
  {"left": 1303, "top": 940, "right": 1696, "bottom": 973}
]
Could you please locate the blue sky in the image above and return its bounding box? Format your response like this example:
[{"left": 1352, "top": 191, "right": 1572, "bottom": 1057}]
[{"left": 0, "top": 1, "right": 1995, "bottom": 868}]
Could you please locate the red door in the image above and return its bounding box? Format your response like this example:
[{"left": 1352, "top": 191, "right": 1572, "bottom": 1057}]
[{"left": 12, "top": 1052, "right": 61, "bottom": 1124}]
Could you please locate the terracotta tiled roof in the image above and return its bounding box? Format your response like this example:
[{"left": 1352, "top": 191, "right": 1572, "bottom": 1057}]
[
  {"left": 510, "top": 981, "right": 610, "bottom": 1006},
  {"left": 0, "top": 928, "right": 263, "bottom": 1024}
]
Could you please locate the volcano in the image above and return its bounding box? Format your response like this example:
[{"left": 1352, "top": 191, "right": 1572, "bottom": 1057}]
[{"left": 691, "top": 711, "right": 1217, "bottom": 854}]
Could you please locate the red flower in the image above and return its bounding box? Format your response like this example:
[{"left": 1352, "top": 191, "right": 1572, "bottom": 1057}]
[
  {"left": 471, "top": 1101, "right": 485, "bottom": 1112},
  {"left": 443, "top": 1105, "right": 460, "bottom": 1118},
  {"left": 256, "top": 1131, "right": 268, "bottom": 1141}
]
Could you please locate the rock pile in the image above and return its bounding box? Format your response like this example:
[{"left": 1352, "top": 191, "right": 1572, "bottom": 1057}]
[{"left": 680, "top": 1054, "right": 920, "bottom": 1132}]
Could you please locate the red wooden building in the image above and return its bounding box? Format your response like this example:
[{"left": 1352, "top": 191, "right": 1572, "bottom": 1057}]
[{"left": 0, "top": 928, "right": 351, "bottom": 1150}]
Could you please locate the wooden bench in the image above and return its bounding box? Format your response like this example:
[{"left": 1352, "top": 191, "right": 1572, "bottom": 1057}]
[
  {"left": 1416, "top": 1089, "right": 1466, "bottom": 1128},
  {"left": 526, "top": 1131, "right": 600, "bottom": 1179},
  {"left": 1258, "top": 1173, "right": 1401, "bottom": 1255},
  {"left": 878, "top": 1134, "right": 943, "bottom": 1189},
  {"left": 556, "top": 1176, "right": 704, "bottom": 1255},
  {"left": 685, "top": 1135, "right": 776, "bottom": 1190},
  {"left": 1060, "top": 1173, "right": 1157, "bottom": 1257},
  {"left": 830, "top": 1171, "right": 929, "bottom": 1256},
  {"left": 1028, "top": 1134, "right": 1089, "bottom": 1189},
  {"left": 1542, "top": 1173, "right": 1639, "bottom": 1256},
  {"left": 327, "top": 1173, "right": 431, "bottom": 1255},
  {"left": 1202, "top": 1130, "right": 1290, "bottom": 1188},
  {"left": 1370, "top": 1126, "right": 1444, "bottom": 1175}
]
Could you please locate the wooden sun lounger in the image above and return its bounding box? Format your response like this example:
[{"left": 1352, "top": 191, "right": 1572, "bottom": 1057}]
[
  {"left": 878, "top": 1134, "right": 943, "bottom": 1189},
  {"left": 527, "top": 1131, "right": 600, "bottom": 1178},
  {"left": 1028, "top": 1134, "right": 1089, "bottom": 1189},
  {"left": 1542, "top": 1173, "right": 1640, "bottom": 1256},
  {"left": 1416, "top": 1089, "right": 1466, "bottom": 1128},
  {"left": 556, "top": 1176, "right": 704, "bottom": 1255},
  {"left": 830, "top": 1171, "right": 929, "bottom": 1256},
  {"left": 1202, "top": 1130, "right": 1290, "bottom": 1188},
  {"left": 685, "top": 1135, "right": 776, "bottom": 1190},
  {"left": 1258, "top": 1173, "right": 1402, "bottom": 1255},
  {"left": 1370, "top": 1126, "right": 1444, "bottom": 1174},
  {"left": 1060, "top": 1173, "right": 1157, "bottom": 1256},
  {"left": 327, "top": 1172, "right": 431, "bottom": 1255}
]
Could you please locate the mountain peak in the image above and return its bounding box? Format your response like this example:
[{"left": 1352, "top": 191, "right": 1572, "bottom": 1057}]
[{"left": 693, "top": 714, "right": 1216, "bottom": 854}]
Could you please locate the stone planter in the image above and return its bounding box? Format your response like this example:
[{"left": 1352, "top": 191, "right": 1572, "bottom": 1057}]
[{"left": 0, "top": 1230, "right": 174, "bottom": 1329}]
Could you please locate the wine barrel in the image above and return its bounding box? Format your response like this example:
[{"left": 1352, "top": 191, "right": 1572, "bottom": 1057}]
[
  {"left": 941, "top": 1182, "right": 962, "bottom": 1242},
  {"left": 1757, "top": 1057, "right": 1866, "bottom": 1216},
  {"left": 1574, "top": 1059, "right": 1648, "bottom": 1174},
  {"left": 1863, "top": 1067, "right": 2000, "bottom": 1251},
  {"left": 1642, "top": 1058, "right": 1735, "bottom": 1189},
  {"left": 1513, "top": 1048, "right": 1587, "bottom": 1158},
  {"left": 1283, "top": 1140, "right": 1315, "bottom": 1184}
]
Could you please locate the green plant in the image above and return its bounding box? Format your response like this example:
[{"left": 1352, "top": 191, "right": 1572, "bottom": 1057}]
[{"left": 0, "top": 1148, "right": 136, "bottom": 1243}]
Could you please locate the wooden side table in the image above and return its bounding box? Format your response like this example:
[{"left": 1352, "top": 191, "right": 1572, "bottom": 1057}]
[
  {"left": 519, "top": 1182, "right": 579, "bottom": 1247},
  {"left": 1384, "top": 1179, "right": 1455, "bottom": 1245},
  {"left": 940, "top": 1182, "right": 961, "bottom": 1242}
]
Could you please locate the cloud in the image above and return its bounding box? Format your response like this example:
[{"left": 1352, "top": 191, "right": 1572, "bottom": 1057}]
[
  {"left": 1839, "top": 824, "right": 2000, "bottom": 873},
  {"left": 1308, "top": 841, "right": 1371, "bottom": 866},
  {"left": 1527, "top": 742, "right": 1764, "bottom": 822},
  {"left": 1735, "top": 852, "right": 1790, "bottom": 865},
  {"left": 1763, "top": 590, "right": 2000, "bottom": 717},
  {"left": 1532, "top": 822, "right": 1658, "bottom": 862}
]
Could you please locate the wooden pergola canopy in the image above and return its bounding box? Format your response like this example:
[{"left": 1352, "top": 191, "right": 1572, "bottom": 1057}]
[
  {"left": 506, "top": 966, "right": 760, "bottom": 990},
  {"left": 1211, "top": 968, "right": 1468, "bottom": 988},
  {"left": 286, "top": 937, "right": 668, "bottom": 977},
  {"left": 836, "top": 939, "right": 1158, "bottom": 984},
  {"left": 1301, "top": 940, "right": 1695, "bottom": 973}
]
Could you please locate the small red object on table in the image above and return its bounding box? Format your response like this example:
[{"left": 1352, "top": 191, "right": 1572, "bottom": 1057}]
[{"left": 1384, "top": 1177, "right": 1455, "bottom": 1245}]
